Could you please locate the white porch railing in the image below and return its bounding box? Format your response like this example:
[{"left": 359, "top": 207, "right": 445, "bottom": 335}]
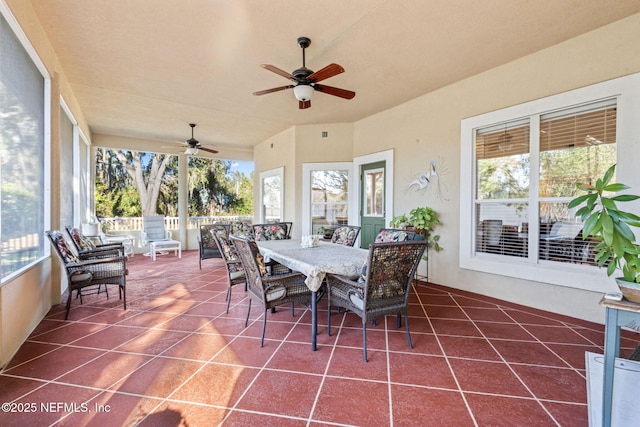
[{"left": 98, "top": 216, "right": 252, "bottom": 232}]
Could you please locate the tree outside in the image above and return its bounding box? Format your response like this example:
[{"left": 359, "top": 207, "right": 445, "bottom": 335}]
[{"left": 95, "top": 148, "right": 253, "bottom": 219}]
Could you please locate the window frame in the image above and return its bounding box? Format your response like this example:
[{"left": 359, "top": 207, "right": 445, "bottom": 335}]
[
  {"left": 259, "top": 166, "right": 284, "bottom": 223},
  {"left": 460, "top": 73, "right": 640, "bottom": 292},
  {"left": 301, "top": 162, "right": 355, "bottom": 236}
]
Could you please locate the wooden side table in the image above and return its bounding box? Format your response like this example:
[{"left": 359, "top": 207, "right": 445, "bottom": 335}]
[{"left": 599, "top": 297, "right": 640, "bottom": 427}]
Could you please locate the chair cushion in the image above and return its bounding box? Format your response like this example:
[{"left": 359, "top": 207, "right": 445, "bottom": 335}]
[
  {"left": 218, "top": 235, "right": 239, "bottom": 261},
  {"left": 145, "top": 228, "right": 167, "bottom": 240},
  {"left": 348, "top": 290, "right": 365, "bottom": 310},
  {"left": 247, "top": 240, "right": 268, "bottom": 276},
  {"left": 331, "top": 227, "right": 357, "bottom": 245},
  {"left": 70, "top": 228, "right": 96, "bottom": 250},
  {"left": 230, "top": 270, "right": 245, "bottom": 281},
  {"left": 230, "top": 220, "right": 252, "bottom": 237},
  {"left": 358, "top": 260, "right": 368, "bottom": 284},
  {"left": 200, "top": 227, "right": 215, "bottom": 248},
  {"left": 375, "top": 229, "right": 408, "bottom": 243},
  {"left": 254, "top": 224, "right": 287, "bottom": 241},
  {"left": 70, "top": 270, "right": 93, "bottom": 283},
  {"left": 52, "top": 231, "right": 79, "bottom": 263},
  {"left": 265, "top": 285, "right": 287, "bottom": 302}
]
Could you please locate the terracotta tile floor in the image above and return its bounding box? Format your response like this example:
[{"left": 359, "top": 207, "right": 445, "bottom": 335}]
[{"left": 1, "top": 250, "right": 639, "bottom": 426}]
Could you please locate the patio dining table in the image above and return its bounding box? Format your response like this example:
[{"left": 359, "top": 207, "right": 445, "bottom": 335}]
[{"left": 258, "top": 239, "right": 368, "bottom": 350}]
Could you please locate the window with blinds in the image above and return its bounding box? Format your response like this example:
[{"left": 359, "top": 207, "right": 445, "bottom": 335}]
[
  {"left": 539, "top": 102, "right": 617, "bottom": 199},
  {"left": 1, "top": 13, "right": 47, "bottom": 281},
  {"left": 473, "top": 100, "right": 617, "bottom": 264},
  {"left": 475, "top": 121, "right": 530, "bottom": 257}
]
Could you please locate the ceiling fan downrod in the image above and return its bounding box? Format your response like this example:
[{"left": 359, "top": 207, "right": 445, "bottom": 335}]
[{"left": 297, "top": 36, "right": 311, "bottom": 69}]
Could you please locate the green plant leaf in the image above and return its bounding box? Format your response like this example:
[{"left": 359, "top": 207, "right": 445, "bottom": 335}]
[
  {"left": 575, "top": 206, "right": 592, "bottom": 220},
  {"left": 603, "top": 183, "right": 630, "bottom": 192},
  {"left": 582, "top": 212, "right": 600, "bottom": 236},
  {"left": 617, "top": 211, "right": 640, "bottom": 227},
  {"left": 601, "top": 197, "right": 617, "bottom": 210},
  {"left": 606, "top": 260, "right": 617, "bottom": 276},
  {"left": 612, "top": 234, "right": 628, "bottom": 258},
  {"left": 601, "top": 213, "right": 614, "bottom": 245},
  {"left": 568, "top": 194, "right": 591, "bottom": 208},
  {"left": 611, "top": 194, "right": 640, "bottom": 202},
  {"left": 613, "top": 220, "right": 636, "bottom": 242},
  {"left": 602, "top": 164, "right": 616, "bottom": 186}
]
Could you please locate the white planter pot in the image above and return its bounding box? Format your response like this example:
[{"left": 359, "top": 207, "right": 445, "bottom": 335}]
[{"left": 81, "top": 223, "right": 99, "bottom": 237}]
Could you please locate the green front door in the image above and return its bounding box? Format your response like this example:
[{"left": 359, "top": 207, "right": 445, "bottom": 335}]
[{"left": 360, "top": 161, "right": 386, "bottom": 248}]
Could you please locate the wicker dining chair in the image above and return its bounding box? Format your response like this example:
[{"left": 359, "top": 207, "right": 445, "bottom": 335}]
[
  {"left": 197, "top": 224, "right": 227, "bottom": 269},
  {"left": 211, "top": 230, "right": 247, "bottom": 312},
  {"left": 330, "top": 225, "right": 361, "bottom": 246},
  {"left": 46, "top": 230, "right": 128, "bottom": 320},
  {"left": 230, "top": 236, "right": 312, "bottom": 347},
  {"left": 326, "top": 240, "right": 427, "bottom": 361}
]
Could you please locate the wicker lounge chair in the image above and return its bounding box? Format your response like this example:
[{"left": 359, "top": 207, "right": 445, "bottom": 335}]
[{"left": 46, "top": 230, "right": 128, "bottom": 320}]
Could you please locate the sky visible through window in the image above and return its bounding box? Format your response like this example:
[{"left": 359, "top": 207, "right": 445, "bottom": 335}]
[{"left": 230, "top": 161, "right": 254, "bottom": 175}]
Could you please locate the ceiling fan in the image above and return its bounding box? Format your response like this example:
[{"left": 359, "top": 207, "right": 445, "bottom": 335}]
[
  {"left": 253, "top": 36, "right": 356, "bottom": 109},
  {"left": 177, "top": 123, "right": 218, "bottom": 155}
]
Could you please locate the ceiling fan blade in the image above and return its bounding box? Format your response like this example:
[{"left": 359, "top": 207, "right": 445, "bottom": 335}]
[
  {"left": 260, "top": 64, "right": 297, "bottom": 81},
  {"left": 253, "top": 85, "right": 294, "bottom": 96},
  {"left": 314, "top": 84, "right": 356, "bottom": 99},
  {"left": 198, "top": 146, "right": 219, "bottom": 154},
  {"left": 307, "top": 63, "right": 344, "bottom": 83},
  {"left": 299, "top": 100, "right": 311, "bottom": 109}
]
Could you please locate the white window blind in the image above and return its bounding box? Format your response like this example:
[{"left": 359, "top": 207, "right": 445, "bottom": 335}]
[{"left": 1, "top": 12, "right": 47, "bottom": 280}]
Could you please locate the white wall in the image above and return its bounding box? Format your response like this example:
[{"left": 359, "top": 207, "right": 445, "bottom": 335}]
[{"left": 352, "top": 14, "right": 640, "bottom": 323}]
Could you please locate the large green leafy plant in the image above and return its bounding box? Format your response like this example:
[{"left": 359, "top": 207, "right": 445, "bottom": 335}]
[
  {"left": 390, "top": 206, "right": 443, "bottom": 253},
  {"left": 408, "top": 206, "right": 442, "bottom": 252},
  {"left": 568, "top": 164, "right": 640, "bottom": 283}
]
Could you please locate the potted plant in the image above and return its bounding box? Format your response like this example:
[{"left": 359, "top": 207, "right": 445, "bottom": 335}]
[
  {"left": 390, "top": 207, "right": 443, "bottom": 254},
  {"left": 390, "top": 214, "right": 409, "bottom": 229},
  {"left": 568, "top": 164, "right": 640, "bottom": 302},
  {"left": 408, "top": 206, "right": 443, "bottom": 253}
]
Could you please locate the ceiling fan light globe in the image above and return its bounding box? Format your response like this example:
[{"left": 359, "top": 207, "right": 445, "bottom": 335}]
[
  {"left": 293, "top": 84, "right": 314, "bottom": 102},
  {"left": 185, "top": 147, "right": 199, "bottom": 155}
]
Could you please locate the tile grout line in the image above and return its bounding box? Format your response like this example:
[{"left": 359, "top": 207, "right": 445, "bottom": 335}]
[
  {"left": 414, "top": 283, "right": 480, "bottom": 427},
  {"left": 454, "top": 296, "right": 563, "bottom": 426},
  {"left": 305, "top": 308, "right": 346, "bottom": 427}
]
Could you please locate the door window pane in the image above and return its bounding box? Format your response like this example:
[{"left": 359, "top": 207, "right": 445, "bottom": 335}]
[
  {"left": 263, "top": 175, "right": 281, "bottom": 222},
  {"left": 364, "top": 168, "right": 384, "bottom": 216},
  {"left": 311, "top": 170, "right": 349, "bottom": 235}
]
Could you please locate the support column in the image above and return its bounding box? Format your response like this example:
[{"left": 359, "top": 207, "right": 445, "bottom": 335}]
[{"left": 178, "top": 154, "right": 188, "bottom": 246}]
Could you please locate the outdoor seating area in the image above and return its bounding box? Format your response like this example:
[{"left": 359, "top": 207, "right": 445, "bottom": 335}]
[
  {"left": 2, "top": 249, "right": 638, "bottom": 425},
  {"left": 44, "top": 230, "right": 128, "bottom": 320},
  {"left": 3, "top": 3, "right": 640, "bottom": 427}
]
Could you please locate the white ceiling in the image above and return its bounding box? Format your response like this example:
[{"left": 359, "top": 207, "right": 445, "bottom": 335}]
[{"left": 28, "top": 0, "right": 640, "bottom": 157}]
